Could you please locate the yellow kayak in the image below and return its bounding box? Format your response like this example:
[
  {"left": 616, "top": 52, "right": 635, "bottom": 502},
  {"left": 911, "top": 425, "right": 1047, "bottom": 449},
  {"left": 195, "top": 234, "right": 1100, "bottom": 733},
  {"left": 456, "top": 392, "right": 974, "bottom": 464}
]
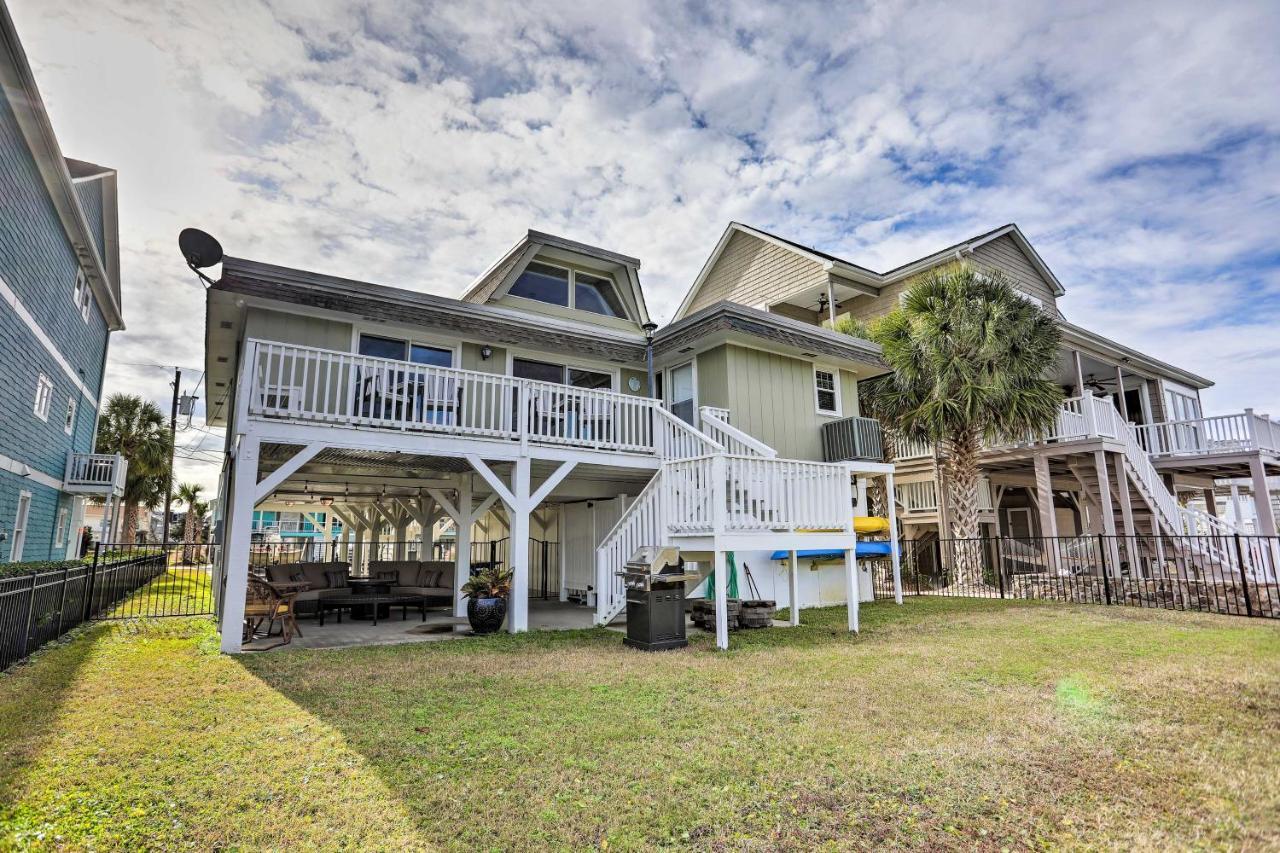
[{"left": 796, "top": 517, "right": 891, "bottom": 535}]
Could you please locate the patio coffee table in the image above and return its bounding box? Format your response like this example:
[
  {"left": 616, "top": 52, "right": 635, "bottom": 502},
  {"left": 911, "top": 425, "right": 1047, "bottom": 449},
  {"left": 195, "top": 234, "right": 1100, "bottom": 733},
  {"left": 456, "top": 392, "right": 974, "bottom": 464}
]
[{"left": 318, "top": 593, "right": 429, "bottom": 626}]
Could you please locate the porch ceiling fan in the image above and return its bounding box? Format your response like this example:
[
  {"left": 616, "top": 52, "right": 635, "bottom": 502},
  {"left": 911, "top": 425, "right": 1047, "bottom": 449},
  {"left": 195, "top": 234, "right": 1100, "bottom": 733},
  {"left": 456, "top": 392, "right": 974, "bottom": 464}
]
[{"left": 1083, "top": 374, "right": 1111, "bottom": 393}]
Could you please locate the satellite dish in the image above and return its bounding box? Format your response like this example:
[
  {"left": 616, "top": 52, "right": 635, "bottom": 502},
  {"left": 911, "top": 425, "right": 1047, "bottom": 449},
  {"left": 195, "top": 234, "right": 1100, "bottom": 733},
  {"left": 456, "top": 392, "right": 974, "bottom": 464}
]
[{"left": 178, "top": 228, "right": 223, "bottom": 269}]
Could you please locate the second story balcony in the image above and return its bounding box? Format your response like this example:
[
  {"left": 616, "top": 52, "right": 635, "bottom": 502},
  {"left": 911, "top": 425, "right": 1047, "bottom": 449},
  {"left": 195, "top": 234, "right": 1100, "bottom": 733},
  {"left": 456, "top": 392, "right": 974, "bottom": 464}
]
[
  {"left": 243, "top": 339, "right": 717, "bottom": 460},
  {"left": 63, "top": 452, "right": 127, "bottom": 496},
  {"left": 1134, "top": 410, "right": 1280, "bottom": 459}
]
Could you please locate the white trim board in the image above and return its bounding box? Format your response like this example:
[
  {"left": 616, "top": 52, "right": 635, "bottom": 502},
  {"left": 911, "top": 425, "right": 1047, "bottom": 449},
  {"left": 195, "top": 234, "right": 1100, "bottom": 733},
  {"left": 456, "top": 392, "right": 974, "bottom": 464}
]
[
  {"left": 0, "top": 450, "right": 63, "bottom": 491},
  {"left": 0, "top": 274, "right": 98, "bottom": 403}
]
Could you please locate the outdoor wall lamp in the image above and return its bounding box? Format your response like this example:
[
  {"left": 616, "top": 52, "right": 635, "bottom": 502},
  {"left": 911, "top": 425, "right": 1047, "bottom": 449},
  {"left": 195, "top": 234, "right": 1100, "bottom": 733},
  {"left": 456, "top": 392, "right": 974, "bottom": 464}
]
[{"left": 480, "top": 345, "right": 493, "bottom": 360}]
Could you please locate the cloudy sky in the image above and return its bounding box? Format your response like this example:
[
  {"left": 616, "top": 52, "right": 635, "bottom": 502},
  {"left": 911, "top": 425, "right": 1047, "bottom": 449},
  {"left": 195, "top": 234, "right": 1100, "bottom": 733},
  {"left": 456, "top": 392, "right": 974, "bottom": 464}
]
[{"left": 12, "top": 0, "right": 1280, "bottom": 493}]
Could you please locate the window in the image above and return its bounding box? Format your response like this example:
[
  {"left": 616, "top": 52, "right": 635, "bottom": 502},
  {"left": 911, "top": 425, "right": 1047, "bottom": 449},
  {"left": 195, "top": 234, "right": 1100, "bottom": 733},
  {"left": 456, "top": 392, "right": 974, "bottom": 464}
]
[
  {"left": 10, "top": 492, "right": 31, "bottom": 562},
  {"left": 668, "top": 362, "right": 695, "bottom": 425},
  {"left": 55, "top": 505, "right": 69, "bottom": 549},
  {"left": 72, "top": 269, "right": 91, "bottom": 322},
  {"left": 574, "top": 272, "right": 626, "bottom": 318},
  {"left": 1165, "top": 389, "right": 1200, "bottom": 423},
  {"left": 33, "top": 374, "right": 53, "bottom": 421},
  {"left": 357, "top": 334, "right": 453, "bottom": 366},
  {"left": 814, "top": 367, "right": 841, "bottom": 415},
  {"left": 509, "top": 262, "right": 569, "bottom": 307},
  {"left": 64, "top": 397, "right": 77, "bottom": 435},
  {"left": 508, "top": 261, "right": 628, "bottom": 318},
  {"left": 511, "top": 357, "right": 612, "bottom": 388}
]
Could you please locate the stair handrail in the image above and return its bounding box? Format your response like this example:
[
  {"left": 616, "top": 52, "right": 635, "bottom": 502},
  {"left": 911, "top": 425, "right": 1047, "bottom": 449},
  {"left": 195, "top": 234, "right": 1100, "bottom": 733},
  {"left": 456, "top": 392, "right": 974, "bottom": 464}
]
[
  {"left": 1084, "top": 395, "right": 1182, "bottom": 533},
  {"left": 698, "top": 407, "right": 777, "bottom": 458},
  {"left": 654, "top": 406, "right": 724, "bottom": 459},
  {"left": 594, "top": 471, "right": 666, "bottom": 625}
]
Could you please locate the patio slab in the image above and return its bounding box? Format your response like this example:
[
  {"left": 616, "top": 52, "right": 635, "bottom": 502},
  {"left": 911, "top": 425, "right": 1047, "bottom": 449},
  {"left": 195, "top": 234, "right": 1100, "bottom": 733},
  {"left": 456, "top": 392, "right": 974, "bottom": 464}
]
[{"left": 243, "top": 599, "right": 617, "bottom": 651}]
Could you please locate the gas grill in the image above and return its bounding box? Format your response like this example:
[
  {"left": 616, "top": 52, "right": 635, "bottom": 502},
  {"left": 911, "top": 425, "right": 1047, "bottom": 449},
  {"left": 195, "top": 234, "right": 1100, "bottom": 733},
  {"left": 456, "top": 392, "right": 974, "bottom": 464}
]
[{"left": 618, "top": 546, "right": 695, "bottom": 651}]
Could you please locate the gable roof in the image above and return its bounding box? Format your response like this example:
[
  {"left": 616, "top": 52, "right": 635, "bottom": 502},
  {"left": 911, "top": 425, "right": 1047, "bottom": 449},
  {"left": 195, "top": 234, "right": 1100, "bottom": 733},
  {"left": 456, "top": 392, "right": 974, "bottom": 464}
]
[
  {"left": 0, "top": 3, "right": 123, "bottom": 330},
  {"left": 674, "top": 221, "right": 1064, "bottom": 320},
  {"left": 460, "top": 229, "right": 650, "bottom": 325}
]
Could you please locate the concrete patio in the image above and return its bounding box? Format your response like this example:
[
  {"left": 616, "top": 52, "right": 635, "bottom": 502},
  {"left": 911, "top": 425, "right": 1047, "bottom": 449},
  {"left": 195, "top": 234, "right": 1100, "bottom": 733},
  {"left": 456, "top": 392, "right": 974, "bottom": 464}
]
[{"left": 242, "top": 599, "right": 618, "bottom": 651}]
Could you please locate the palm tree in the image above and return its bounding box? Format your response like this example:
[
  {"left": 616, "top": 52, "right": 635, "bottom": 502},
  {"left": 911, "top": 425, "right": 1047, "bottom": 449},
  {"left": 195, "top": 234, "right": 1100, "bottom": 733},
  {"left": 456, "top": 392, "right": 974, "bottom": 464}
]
[
  {"left": 96, "top": 394, "right": 173, "bottom": 543},
  {"left": 175, "top": 482, "right": 204, "bottom": 563},
  {"left": 853, "top": 265, "right": 1063, "bottom": 585}
]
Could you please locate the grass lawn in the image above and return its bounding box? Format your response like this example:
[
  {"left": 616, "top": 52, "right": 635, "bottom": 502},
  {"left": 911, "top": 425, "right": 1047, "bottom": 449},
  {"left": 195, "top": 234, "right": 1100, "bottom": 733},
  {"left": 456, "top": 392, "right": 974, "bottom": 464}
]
[{"left": 2, "top": 597, "right": 1278, "bottom": 851}]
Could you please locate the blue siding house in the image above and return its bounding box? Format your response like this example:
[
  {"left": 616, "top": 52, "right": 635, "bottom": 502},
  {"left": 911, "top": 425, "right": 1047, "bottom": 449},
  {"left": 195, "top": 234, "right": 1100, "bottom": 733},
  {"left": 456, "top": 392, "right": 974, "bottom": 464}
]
[{"left": 0, "top": 4, "right": 126, "bottom": 562}]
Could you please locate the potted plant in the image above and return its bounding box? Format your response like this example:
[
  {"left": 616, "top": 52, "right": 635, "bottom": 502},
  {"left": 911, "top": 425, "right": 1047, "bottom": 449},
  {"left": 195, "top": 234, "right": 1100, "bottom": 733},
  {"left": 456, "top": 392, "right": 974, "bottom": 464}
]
[{"left": 461, "top": 567, "right": 513, "bottom": 634}]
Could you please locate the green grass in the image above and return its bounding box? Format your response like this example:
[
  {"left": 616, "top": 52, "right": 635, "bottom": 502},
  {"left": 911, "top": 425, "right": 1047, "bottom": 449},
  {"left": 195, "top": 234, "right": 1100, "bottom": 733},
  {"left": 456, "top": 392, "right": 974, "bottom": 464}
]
[{"left": 1, "top": 598, "right": 1278, "bottom": 850}]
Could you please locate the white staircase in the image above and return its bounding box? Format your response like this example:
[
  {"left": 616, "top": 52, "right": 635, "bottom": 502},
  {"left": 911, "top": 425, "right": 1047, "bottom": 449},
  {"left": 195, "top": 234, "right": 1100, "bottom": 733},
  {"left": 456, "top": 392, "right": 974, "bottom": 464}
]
[{"left": 593, "top": 409, "right": 859, "bottom": 625}]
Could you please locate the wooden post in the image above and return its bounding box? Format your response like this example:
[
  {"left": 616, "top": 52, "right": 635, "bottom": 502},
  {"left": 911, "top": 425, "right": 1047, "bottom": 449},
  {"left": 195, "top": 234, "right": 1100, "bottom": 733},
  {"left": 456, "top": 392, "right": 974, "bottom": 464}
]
[
  {"left": 886, "top": 471, "right": 902, "bottom": 605},
  {"left": 788, "top": 550, "right": 800, "bottom": 626},
  {"left": 218, "top": 436, "right": 259, "bottom": 653},
  {"left": 1114, "top": 365, "right": 1129, "bottom": 421},
  {"left": 844, "top": 544, "right": 859, "bottom": 633},
  {"left": 713, "top": 550, "right": 729, "bottom": 650},
  {"left": 1034, "top": 454, "right": 1059, "bottom": 573},
  {"left": 1201, "top": 487, "right": 1218, "bottom": 518},
  {"left": 1093, "top": 450, "right": 1120, "bottom": 576},
  {"left": 1113, "top": 452, "right": 1138, "bottom": 575},
  {"left": 509, "top": 457, "right": 531, "bottom": 634},
  {"left": 1248, "top": 456, "right": 1277, "bottom": 537},
  {"left": 453, "top": 475, "right": 472, "bottom": 618}
]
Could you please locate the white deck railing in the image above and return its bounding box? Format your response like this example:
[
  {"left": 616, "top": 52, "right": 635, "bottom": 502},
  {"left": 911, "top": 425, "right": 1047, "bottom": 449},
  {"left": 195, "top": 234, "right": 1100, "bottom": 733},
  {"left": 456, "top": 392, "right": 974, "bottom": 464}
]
[
  {"left": 891, "top": 435, "right": 934, "bottom": 461},
  {"left": 698, "top": 406, "right": 776, "bottom": 457},
  {"left": 594, "top": 451, "right": 856, "bottom": 623},
  {"left": 898, "top": 480, "right": 938, "bottom": 513},
  {"left": 245, "top": 339, "right": 717, "bottom": 460},
  {"left": 1134, "top": 410, "right": 1280, "bottom": 458},
  {"left": 63, "top": 452, "right": 127, "bottom": 494}
]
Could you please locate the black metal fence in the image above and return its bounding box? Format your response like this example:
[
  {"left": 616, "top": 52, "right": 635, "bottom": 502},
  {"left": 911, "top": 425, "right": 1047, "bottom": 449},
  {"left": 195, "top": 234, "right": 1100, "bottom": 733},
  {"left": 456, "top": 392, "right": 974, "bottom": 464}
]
[
  {"left": 244, "top": 537, "right": 562, "bottom": 597},
  {"left": 872, "top": 533, "right": 1280, "bottom": 619},
  {"left": 0, "top": 543, "right": 217, "bottom": 671}
]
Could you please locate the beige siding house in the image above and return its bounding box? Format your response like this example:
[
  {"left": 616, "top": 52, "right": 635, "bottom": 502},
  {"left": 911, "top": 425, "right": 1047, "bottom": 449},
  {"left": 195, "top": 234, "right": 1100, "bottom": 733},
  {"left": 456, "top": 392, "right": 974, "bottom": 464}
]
[{"left": 673, "top": 221, "right": 1280, "bottom": 555}]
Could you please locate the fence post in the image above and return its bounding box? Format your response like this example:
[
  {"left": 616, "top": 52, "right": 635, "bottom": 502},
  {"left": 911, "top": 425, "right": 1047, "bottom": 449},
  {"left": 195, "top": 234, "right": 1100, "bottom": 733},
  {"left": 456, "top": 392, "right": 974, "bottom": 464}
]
[
  {"left": 994, "top": 536, "right": 1006, "bottom": 599},
  {"left": 1234, "top": 533, "right": 1253, "bottom": 618},
  {"left": 83, "top": 543, "right": 101, "bottom": 621},
  {"left": 56, "top": 565, "right": 70, "bottom": 636},
  {"left": 1098, "top": 534, "right": 1112, "bottom": 606},
  {"left": 19, "top": 573, "right": 38, "bottom": 659}
]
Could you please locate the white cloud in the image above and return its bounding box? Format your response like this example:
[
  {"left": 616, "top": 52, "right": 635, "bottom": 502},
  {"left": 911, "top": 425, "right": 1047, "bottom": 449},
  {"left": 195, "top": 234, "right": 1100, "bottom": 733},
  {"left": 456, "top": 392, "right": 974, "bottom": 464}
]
[{"left": 9, "top": 0, "right": 1280, "bottom": 494}]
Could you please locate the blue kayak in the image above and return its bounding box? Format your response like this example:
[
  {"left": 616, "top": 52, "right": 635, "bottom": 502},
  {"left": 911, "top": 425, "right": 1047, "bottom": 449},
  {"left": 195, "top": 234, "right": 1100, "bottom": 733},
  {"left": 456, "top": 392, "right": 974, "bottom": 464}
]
[{"left": 770, "top": 541, "right": 894, "bottom": 561}]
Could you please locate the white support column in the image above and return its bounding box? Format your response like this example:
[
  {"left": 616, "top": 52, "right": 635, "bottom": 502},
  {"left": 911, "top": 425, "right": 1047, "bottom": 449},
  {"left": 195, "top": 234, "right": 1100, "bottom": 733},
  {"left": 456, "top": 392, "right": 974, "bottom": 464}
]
[
  {"left": 1230, "top": 483, "right": 1245, "bottom": 529},
  {"left": 788, "top": 550, "right": 800, "bottom": 626},
  {"left": 1249, "top": 456, "right": 1277, "bottom": 537},
  {"left": 452, "top": 475, "right": 472, "bottom": 618},
  {"left": 508, "top": 457, "right": 532, "bottom": 634},
  {"left": 219, "top": 436, "right": 259, "bottom": 653},
  {"left": 558, "top": 505, "right": 569, "bottom": 603},
  {"left": 844, "top": 544, "right": 860, "bottom": 633},
  {"left": 886, "top": 471, "right": 902, "bottom": 605},
  {"left": 1114, "top": 365, "right": 1128, "bottom": 421},
  {"left": 1093, "top": 450, "right": 1120, "bottom": 576},
  {"left": 713, "top": 549, "right": 729, "bottom": 650},
  {"left": 1113, "top": 452, "right": 1138, "bottom": 573}
]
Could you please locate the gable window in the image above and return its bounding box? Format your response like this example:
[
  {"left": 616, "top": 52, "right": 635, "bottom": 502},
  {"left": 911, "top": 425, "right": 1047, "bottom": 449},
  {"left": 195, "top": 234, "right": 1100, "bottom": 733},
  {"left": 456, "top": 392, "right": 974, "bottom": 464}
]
[
  {"left": 509, "top": 261, "right": 628, "bottom": 318},
  {"left": 509, "top": 262, "right": 570, "bottom": 307},
  {"left": 64, "top": 397, "right": 77, "bottom": 435},
  {"left": 72, "top": 269, "right": 91, "bottom": 322},
  {"left": 574, "top": 272, "right": 625, "bottom": 318},
  {"left": 814, "top": 367, "right": 841, "bottom": 416},
  {"left": 33, "top": 374, "right": 54, "bottom": 421}
]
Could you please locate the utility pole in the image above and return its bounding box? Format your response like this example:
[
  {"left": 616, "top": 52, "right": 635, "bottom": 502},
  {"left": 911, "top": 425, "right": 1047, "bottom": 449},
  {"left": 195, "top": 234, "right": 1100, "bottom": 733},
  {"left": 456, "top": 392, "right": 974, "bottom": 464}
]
[{"left": 161, "top": 368, "right": 181, "bottom": 546}]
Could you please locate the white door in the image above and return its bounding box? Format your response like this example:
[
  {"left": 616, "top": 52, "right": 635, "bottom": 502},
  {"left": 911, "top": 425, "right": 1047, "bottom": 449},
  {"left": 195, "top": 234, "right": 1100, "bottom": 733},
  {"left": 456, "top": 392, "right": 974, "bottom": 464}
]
[{"left": 11, "top": 492, "right": 31, "bottom": 562}]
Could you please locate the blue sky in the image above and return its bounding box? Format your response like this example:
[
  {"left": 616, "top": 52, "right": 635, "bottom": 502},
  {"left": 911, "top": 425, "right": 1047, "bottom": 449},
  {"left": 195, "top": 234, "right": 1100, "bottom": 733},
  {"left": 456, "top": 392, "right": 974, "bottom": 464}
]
[{"left": 12, "top": 0, "right": 1280, "bottom": 490}]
